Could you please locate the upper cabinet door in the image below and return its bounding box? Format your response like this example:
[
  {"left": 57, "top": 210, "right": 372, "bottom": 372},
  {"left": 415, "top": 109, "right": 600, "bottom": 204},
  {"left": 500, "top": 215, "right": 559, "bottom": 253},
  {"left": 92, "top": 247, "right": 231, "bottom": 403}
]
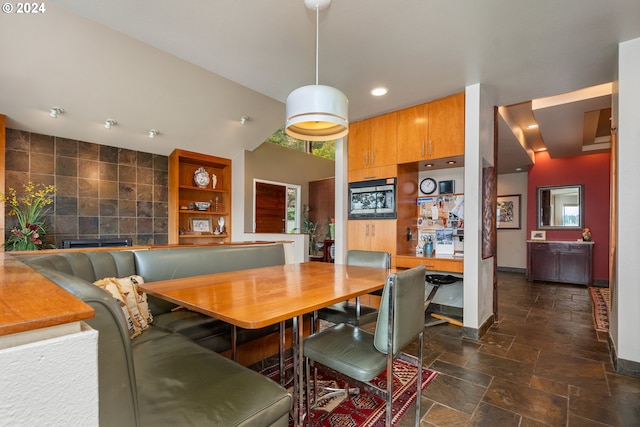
[
  {"left": 370, "top": 111, "right": 397, "bottom": 167},
  {"left": 347, "top": 120, "right": 371, "bottom": 171},
  {"left": 347, "top": 120, "right": 371, "bottom": 172},
  {"left": 428, "top": 92, "right": 465, "bottom": 159},
  {"left": 397, "top": 103, "right": 428, "bottom": 164}
]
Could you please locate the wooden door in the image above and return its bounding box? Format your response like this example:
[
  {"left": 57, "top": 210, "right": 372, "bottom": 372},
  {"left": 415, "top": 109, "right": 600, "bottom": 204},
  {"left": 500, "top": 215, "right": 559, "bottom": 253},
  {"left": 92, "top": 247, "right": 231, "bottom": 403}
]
[
  {"left": 255, "top": 182, "right": 286, "bottom": 233},
  {"left": 397, "top": 103, "right": 428, "bottom": 163},
  {"left": 309, "top": 178, "right": 335, "bottom": 239},
  {"left": 370, "top": 112, "right": 397, "bottom": 167},
  {"left": 428, "top": 92, "right": 465, "bottom": 159},
  {"left": 347, "top": 120, "right": 371, "bottom": 172}
]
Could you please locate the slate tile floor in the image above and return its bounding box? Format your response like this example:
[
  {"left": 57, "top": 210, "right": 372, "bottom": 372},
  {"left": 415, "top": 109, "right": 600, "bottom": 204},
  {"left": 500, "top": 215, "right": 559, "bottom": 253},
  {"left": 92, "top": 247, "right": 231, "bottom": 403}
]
[{"left": 387, "top": 271, "right": 640, "bottom": 426}]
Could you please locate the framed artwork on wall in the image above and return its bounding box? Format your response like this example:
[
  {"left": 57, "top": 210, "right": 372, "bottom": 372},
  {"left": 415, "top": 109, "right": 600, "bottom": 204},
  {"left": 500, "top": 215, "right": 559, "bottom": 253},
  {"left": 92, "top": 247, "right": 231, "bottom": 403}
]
[{"left": 497, "top": 194, "right": 521, "bottom": 230}]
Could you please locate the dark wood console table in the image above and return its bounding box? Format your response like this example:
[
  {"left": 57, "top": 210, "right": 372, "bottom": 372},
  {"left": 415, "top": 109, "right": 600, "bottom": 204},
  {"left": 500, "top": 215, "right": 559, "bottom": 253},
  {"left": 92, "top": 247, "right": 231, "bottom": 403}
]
[{"left": 527, "top": 241, "right": 594, "bottom": 286}]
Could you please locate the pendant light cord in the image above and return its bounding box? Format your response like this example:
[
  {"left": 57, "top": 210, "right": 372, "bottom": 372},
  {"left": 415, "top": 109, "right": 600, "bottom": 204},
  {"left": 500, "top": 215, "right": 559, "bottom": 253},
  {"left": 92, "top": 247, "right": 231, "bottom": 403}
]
[{"left": 315, "top": 6, "right": 319, "bottom": 85}]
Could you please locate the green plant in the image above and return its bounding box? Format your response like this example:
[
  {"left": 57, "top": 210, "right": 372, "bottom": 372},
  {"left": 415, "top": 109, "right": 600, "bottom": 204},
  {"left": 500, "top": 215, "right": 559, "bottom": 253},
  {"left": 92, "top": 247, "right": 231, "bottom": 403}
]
[
  {"left": 1, "top": 182, "right": 56, "bottom": 251},
  {"left": 300, "top": 205, "right": 320, "bottom": 254}
]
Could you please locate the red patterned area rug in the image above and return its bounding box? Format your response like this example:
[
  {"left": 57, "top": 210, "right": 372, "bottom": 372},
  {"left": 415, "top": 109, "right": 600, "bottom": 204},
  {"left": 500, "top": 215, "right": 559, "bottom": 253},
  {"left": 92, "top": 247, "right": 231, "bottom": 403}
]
[
  {"left": 258, "top": 357, "right": 437, "bottom": 427},
  {"left": 590, "top": 287, "right": 610, "bottom": 332}
]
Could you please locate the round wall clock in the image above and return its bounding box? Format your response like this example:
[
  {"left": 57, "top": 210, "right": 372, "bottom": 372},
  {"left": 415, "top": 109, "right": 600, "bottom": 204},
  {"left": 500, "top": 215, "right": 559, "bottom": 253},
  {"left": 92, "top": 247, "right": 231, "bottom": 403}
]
[{"left": 420, "top": 178, "right": 437, "bottom": 194}]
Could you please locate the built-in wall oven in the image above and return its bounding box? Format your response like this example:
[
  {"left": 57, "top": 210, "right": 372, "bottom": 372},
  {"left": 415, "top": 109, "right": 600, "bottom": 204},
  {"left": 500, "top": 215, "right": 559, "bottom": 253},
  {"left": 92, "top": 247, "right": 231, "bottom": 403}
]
[{"left": 348, "top": 178, "right": 396, "bottom": 219}]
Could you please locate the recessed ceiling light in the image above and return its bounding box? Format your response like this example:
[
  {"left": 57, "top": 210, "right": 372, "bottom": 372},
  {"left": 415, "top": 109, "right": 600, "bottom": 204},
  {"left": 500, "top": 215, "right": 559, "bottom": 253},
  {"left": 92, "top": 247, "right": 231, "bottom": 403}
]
[
  {"left": 515, "top": 167, "right": 523, "bottom": 172},
  {"left": 447, "top": 160, "right": 456, "bottom": 165},
  {"left": 371, "top": 87, "right": 388, "bottom": 97},
  {"left": 425, "top": 163, "right": 434, "bottom": 168}
]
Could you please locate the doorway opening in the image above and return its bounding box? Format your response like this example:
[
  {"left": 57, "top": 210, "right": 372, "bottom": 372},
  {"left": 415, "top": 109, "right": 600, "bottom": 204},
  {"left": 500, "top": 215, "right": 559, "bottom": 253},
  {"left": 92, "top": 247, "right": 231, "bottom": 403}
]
[{"left": 253, "top": 179, "right": 301, "bottom": 233}]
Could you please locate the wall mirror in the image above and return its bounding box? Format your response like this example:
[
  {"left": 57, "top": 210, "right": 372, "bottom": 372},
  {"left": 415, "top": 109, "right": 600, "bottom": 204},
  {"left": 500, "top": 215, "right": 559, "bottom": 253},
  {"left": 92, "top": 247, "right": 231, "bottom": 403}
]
[{"left": 537, "top": 184, "right": 584, "bottom": 229}]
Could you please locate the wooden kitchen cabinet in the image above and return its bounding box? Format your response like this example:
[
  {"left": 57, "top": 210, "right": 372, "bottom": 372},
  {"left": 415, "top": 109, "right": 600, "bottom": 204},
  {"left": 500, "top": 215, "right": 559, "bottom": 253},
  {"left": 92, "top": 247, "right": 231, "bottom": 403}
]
[
  {"left": 348, "top": 112, "right": 397, "bottom": 182},
  {"left": 527, "top": 241, "right": 594, "bottom": 286},
  {"left": 396, "top": 92, "right": 465, "bottom": 163},
  {"left": 347, "top": 219, "right": 397, "bottom": 264},
  {"left": 397, "top": 102, "right": 428, "bottom": 163}
]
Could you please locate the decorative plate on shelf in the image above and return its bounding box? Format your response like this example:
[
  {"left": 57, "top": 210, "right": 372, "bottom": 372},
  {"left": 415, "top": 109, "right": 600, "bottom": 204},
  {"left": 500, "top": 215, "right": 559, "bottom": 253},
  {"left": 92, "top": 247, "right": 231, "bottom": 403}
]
[{"left": 193, "top": 167, "right": 210, "bottom": 188}]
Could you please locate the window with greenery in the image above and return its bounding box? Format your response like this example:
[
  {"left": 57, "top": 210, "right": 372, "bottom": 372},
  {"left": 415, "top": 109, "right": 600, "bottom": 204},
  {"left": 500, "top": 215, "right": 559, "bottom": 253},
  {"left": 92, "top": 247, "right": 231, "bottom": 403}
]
[{"left": 267, "top": 126, "right": 336, "bottom": 161}]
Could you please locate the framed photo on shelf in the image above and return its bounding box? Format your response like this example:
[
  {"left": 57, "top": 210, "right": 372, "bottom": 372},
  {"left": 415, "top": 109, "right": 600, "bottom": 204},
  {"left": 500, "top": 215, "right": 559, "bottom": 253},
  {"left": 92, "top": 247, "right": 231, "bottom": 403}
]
[
  {"left": 497, "top": 194, "right": 521, "bottom": 229},
  {"left": 190, "top": 217, "right": 213, "bottom": 234},
  {"left": 530, "top": 230, "right": 546, "bottom": 241}
]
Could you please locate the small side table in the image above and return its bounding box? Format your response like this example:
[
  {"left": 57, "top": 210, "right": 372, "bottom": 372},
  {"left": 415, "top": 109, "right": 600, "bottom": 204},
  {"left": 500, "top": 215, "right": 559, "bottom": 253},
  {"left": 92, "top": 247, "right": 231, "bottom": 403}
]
[{"left": 322, "top": 240, "right": 335, "bottom": 263}]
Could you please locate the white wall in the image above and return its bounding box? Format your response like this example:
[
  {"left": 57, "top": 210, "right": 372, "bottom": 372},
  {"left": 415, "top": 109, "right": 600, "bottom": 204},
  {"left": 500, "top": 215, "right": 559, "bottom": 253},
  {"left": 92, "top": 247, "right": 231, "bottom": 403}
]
[
  {"left": 463, "top": 83, "right": 496, "bottom": 331},
  {"left": 0, "top": 323, "right": 98, "bottom": 426},
  {"left": 497, "top": 172, "right": 529, "bottom": 270},
  {"left": 614, "top": 36, "right": 640, "bottom": 368}
]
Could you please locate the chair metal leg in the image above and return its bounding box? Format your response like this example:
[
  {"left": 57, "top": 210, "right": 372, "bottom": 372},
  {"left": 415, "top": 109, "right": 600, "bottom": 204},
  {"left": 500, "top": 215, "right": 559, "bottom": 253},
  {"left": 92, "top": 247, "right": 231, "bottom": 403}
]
[
  {"left": 416, "top": 330, "right": 424, "bottom": 426},
  {"left": 385, "top": 358, "right": 393, "bottom": 427},
  {"left": 305, "top": 361, "right": 360, "bottom": 410}
]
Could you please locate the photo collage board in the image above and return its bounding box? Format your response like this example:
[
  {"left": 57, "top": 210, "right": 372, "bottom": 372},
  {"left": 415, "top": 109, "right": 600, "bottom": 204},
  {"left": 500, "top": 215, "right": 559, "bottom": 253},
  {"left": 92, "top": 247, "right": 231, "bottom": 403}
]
[{"left": 417, "top": 194, "right": 464, "bottom": 256}]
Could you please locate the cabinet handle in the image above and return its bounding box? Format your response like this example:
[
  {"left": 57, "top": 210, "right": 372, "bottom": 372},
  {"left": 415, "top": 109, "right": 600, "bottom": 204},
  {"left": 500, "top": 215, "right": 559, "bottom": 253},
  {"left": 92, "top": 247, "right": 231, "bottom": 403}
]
[
  {"left": 429, "top": 140, "right": 433, "bottom": 156},
  {"left": 371, "top": 151, "right": 375, "bottom": 165},
  {"left": 365, "top": 151, "right": 368, "bottom": 166},
  {"left": 365, "top": 224, "right": 369, "bottom": 237},
  {"left": 421, "top": 140, "right": 425, "bottom": 157},
  {"left": 371, "top": 223, "right": 375, "bottom": 237}
]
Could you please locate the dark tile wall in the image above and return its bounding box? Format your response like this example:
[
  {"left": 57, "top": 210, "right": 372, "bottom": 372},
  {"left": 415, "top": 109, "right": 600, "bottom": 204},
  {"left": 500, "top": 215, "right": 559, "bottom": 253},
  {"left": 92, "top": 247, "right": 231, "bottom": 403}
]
[{"left": 4, "top": 128, "right": 168, "bottom": 247}]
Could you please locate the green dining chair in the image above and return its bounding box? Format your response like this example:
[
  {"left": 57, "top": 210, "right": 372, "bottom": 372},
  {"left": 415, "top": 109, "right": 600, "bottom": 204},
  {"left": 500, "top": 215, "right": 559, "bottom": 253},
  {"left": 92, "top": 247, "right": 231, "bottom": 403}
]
[
  {"left": 304, "top": 265, "right": 426, "bottom": 426},
  {"left": 316, "top": 249, "right": 391, "bottom": 326}
]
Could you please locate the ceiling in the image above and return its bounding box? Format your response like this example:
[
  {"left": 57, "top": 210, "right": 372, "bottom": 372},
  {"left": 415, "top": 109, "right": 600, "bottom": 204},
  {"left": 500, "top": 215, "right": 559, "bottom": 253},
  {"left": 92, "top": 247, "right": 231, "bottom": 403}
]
[{"left": 1, "top": 1, "right": 639, "bottom": 173}]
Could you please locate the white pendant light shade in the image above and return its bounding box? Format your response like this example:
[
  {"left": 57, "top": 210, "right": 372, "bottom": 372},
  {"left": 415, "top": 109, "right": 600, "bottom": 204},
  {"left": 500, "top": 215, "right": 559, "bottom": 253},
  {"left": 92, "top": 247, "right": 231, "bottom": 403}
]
[
  {"left": 286, "top": 84, "right": 348, "bottom": 141},
  {"left": 285, "top": 0, "right": 348, "bottom": 141}
]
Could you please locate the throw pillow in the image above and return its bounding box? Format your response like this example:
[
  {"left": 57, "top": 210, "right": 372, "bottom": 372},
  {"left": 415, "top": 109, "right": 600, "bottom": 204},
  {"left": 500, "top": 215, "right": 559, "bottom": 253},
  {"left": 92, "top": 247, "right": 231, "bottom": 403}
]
[{"left": 94, "top": 275, "right": 153, "bottom": 339}]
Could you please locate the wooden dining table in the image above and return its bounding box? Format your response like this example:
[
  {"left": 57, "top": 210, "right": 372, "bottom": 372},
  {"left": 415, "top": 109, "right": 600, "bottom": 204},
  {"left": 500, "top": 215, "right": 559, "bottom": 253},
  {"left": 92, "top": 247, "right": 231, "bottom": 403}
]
[{"left": 139, "top": 261, "right": 392, "bottom": 426}]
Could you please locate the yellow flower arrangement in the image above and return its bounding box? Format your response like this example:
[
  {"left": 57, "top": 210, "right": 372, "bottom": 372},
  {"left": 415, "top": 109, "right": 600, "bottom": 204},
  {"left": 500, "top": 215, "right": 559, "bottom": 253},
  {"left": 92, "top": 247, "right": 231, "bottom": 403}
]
[{"left": 1, "top": 182, "right": 56, "bottom": 250}]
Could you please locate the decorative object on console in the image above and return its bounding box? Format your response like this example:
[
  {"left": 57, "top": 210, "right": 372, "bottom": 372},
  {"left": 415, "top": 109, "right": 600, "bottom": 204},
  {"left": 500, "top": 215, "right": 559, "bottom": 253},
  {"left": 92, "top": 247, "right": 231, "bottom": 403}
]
[
  {"left": 497, "top": 194, "right": 521, "bottom": 230},
  {"left": 193, "top": 167, "right": 210, "bottom": 188},
  {"left": 530, "top": 230, "right": 546, "bottom": 240},
  {"left": 582, "top": 227, "right": 592, "bottom": 241}
]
